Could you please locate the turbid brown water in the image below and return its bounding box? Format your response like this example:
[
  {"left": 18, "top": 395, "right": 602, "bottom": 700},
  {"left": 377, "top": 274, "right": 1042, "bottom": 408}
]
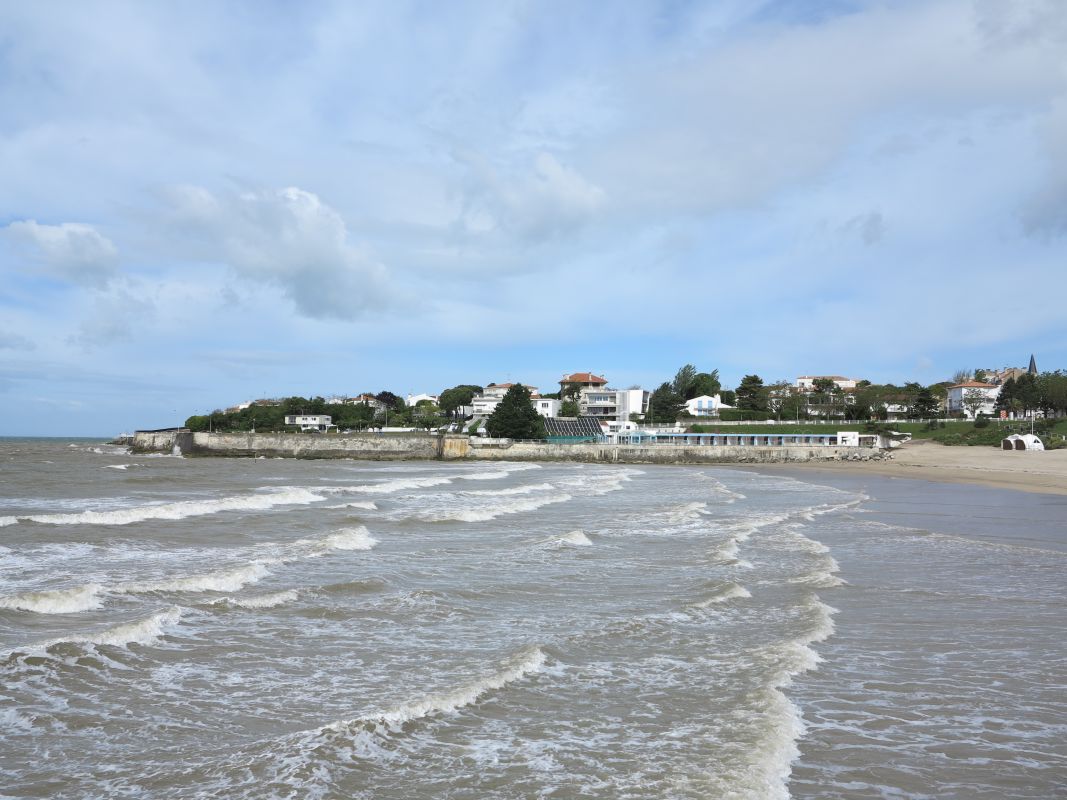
[{"left": 1, "top": 439, "right": 1064, "bottom": 798}]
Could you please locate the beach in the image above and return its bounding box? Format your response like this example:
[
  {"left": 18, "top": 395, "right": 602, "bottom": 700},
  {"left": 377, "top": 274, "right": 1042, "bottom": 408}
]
[{"left": 772, "top": 439, "right": 1067, "bottom": 496}]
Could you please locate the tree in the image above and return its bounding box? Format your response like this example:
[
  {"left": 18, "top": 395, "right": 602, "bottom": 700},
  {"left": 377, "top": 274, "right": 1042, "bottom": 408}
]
[
  {"left": 375, "top": 391, "right": 404, "bottom": 410},
  {"left": 671, "top": 364, "right": 698, "bottom": 398},
  {"left": 812, "top": 377, "right": 836, "bottom": 394},
  {"left": 777, "top": 391, "right": 808, "bottom": 421},
  {"left": 952, "top": 369, "right": 973, "bottom": 385},
  {"left": 648, "top": 382, "right": 682, "bottom": 423},
  {"left": 909, "top": 386, "right": 939, "bottom": 418},
  {"left": 962, "top": 388, "right": 987, "bottom": 420},
  {"left": 1014, "top": 373, "right": 1041, "bottom": 415},
  {"left": 413, "top": 400, "right": 444, "bottom": 431},
  {"left": 486, "top": 384, "right": 546, "bottom": 440},
  {"left": 688, "top": 370, "right": 721, "bottom": 400},
  {"left": 438, "top": 385, "right": 482, "bottom": 419},
  {"left": 560, "top": 399, "right": 580, "bottom": 417},
  {"left": 719, "top": 389, "right": 736, "bottom": 406},
  {"left": 735, "top": 375, "right": 769, "bottom": 412},
  {"left": 560, "top": 381, "right": 584, "bottom": 402}
]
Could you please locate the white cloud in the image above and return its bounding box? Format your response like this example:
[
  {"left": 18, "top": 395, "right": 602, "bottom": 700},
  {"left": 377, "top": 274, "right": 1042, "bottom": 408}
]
[
  {"left": 454, "top": 151, "right": 605, "bottom": 243},
  {"left": 164, "top": 185, "right": 391, "bottom": 320},
  {"left": 3, "top": 220, "right": 117, "bottom": 286}
]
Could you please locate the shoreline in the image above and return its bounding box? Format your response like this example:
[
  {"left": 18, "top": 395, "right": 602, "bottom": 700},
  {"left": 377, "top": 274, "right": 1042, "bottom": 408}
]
[{"left": 747, "top": 439, "right": 1067, "bottom": 496}]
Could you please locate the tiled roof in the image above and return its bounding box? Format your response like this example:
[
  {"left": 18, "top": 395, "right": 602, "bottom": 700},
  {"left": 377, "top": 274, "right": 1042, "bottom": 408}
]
[
  {"left": 951, "top": 381, "right": 997, "bottom": 389},
  {"left": 561, "top": 372, "right": 607, "bottom": 384}
]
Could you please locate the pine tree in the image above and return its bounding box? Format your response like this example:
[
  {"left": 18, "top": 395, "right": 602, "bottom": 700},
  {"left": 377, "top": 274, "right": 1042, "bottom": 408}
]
[{"left": 486, "top": 384, "right": 546, "bottom": 440}]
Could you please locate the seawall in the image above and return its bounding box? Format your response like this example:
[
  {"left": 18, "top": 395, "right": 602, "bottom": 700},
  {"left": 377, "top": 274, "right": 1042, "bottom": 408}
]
[{"left": 131, "top": 431, "right": 887, "bottom": 464}]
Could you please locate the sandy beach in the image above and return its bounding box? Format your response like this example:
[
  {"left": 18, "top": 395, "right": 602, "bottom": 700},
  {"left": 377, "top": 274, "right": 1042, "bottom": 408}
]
[{"left": 784, "top": 439, "right": 1067, "bottom": 496}]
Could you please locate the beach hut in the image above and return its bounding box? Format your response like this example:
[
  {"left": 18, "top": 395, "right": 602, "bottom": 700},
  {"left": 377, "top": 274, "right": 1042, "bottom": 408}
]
[{"left": 1001, "top": 433, "right": 1045, "bottom": 451}]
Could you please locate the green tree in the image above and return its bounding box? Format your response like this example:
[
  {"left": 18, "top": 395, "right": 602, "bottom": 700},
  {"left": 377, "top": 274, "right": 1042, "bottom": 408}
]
[
  {"left": 688, "top": 370, "right": 721, "bottom": 399},
  {"left": 560, "top": 381, "right": 584, "bottom": 402},
  {"left": 438, "top": 385, "right": 482, "bottom": 419},
  {"left": 962, "top": 388, "right": 987, "bottom": 419},
  {"left": 735, "top": 375, "right": 769, "bottom": 412},
  {"left": 486, "top": 384, "right": 546, "bottom": 440},
  {"left": 648, "top": 382, "right": 682, "bottom": 422},
  {"left": 909, "top": 386, "right": 939, "bottom": 418},
  {"left": 560, "top": 399, "right": 580, "bottom": 417},
  {"left": 719, "top": 389, "right": 736, "bottom": 406},
  {"left": 671, "top": 364, "right": 698, "bottom": 398}
]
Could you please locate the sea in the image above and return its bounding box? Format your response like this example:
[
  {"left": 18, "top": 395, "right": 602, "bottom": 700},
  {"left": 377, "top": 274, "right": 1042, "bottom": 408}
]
[{"left": 1, "top": 438, "right": 1064, "bottom": 799}]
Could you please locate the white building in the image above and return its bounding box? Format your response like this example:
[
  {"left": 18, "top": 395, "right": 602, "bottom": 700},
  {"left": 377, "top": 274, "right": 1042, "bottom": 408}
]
[
  {"left": 682, "top": 394, "right": 734, "bottom": 417},
  {"left": 796, "top": 375, "right": 859, "bottom": 391},
  {"left": 533, "top": 397, "right": 560, "bottom": 418},
  {"left": 471, "top": 383, "right": 538, "bottom": 417},
  {"left": 946, "top": 381, "right": 1000, "bottom": 418},
  {"left": 284, "top": 414, "right": 334, "bottom": 432},
  {"left": 406, "top": 393, "right": 439, "bottom": 407},
  {"left": 345, "top": 394, "right": 385, "bottom": 411},
  {"left": 577, "top": 386, "right": 649, "bottom": 423}
]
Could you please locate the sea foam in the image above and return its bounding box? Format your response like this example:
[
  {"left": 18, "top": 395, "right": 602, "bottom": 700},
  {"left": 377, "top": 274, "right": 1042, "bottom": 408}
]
[
  {"left": 0, "top": 583, "right": 104, "bottom": 614},
  {"left": 0, "top": 487, "right": 326, "bottom": 527}
]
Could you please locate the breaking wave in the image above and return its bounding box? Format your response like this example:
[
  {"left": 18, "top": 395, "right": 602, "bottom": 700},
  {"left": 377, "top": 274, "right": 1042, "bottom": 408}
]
[
  {"left": 325, "top": 501, "right": 378, "bottom": 510},
  {"left": 689, "top": 582, "right": 751, "bottom": 608},
  {"left": 299, "top": 527, "right": 379, "bottom": 553},
  {"left": 0, "top": 583, "right": 104, "bottom": 614},
  {"left": 15, "top": 606, "right": 183, "bottom": 654},
  {"left": 0, "top": 487, "right": 326, "bottom": 527},
  {"left": 419, "top": 493, "right": 573, "bottom": 522},
  {"left": 219, "top": 590, "right": 299, "bottom": 609},
  {"left": 117, "top": 563, "right": 271, "bottom": 594}
]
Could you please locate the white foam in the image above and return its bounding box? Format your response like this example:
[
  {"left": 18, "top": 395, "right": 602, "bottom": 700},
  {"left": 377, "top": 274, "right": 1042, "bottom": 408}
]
[
  {"left": 0, "top": 583, "right": 104, "bottom": 614},
  {"left": 307, "top": 527, "right": 379, "bottom": 552},
  {"left": 325, "top": 501, "right": 378, "bottom": 510},
  {"left": 560, "top": 530, "right": 592, "bottom": 547},
  {"left": 668, "top": 501, "right": 708, "bottom": 522},
  {"left": 222, "top": 589, "right": 299, "bottom": 609},
  {"left": 0, "top": 487, "right": 326, "bottom": 527},
  {"left": 118, "top": 563, "right": 270, "bottom": 594},
  {"left": 690, "top": 582, "right": 751, "bottom": 608},
  {"left": 332, "top": 477, "right": 453, "bottom": 495},
  {"left": 34, "top": 606, "right": 182, "bottom": 651},
  {"left": 421, "top": 493, "right": 573, "bottom": 522},
  {"left": 461, "top": 483, "right": 555, "bottom": 497},
  {"left": 321, "top": 645, "right": 546, "bottom": 734}
]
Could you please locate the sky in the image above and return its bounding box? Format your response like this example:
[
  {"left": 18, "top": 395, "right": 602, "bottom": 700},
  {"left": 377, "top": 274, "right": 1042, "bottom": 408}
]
[{"left": 1, "top": 0, "right": 1066, "bottom": 435}]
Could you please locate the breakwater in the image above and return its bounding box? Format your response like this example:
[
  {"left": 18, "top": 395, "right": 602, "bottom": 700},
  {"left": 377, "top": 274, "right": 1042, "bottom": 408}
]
[{"left": 130, "top": 430, "right": 888, "bottom": 464}]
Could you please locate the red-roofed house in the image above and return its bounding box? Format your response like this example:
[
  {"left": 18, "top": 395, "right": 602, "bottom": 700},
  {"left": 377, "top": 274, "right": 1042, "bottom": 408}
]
[{"left": 560, "top": 372, "right": 608, "bottom": 391}]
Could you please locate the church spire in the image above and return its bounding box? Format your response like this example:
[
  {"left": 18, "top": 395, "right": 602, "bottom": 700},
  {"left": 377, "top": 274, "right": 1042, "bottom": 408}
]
[{"left": 1028, "top": 354, "right": 1038, "bottom": 375}]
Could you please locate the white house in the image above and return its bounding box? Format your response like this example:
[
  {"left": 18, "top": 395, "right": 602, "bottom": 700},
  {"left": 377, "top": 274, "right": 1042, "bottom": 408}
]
[
  {"left": 406, "top": 393, "right": 439, "bottom": 407},
  {"left": 578, "top": 386, "right": 649, "bottom": 423},
  {"left": 284, "top": 414, "right": 334, "bottom": 432},
  {"left": 683, "top": 394, "right": 734, "bottom": 417},
  {"left": 533, "top": 398, "right": 560, "bottom": 418},
  {"left": 946, "top": 381, "right": 1001, "bottom": 418},
  {"left": 796, "top": 375, "right": 859, "bottom": 391},
  {"left": 471, "top": 383, "right": 538, "bottom": 417}
]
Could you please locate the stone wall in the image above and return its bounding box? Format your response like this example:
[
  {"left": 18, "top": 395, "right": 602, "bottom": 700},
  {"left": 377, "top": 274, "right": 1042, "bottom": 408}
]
[
  {"left": 468, "top": 440, "right": 882, "bottom": 464},
  {"left": 131, "top": 430, "right": 884, "bottom": 464}
]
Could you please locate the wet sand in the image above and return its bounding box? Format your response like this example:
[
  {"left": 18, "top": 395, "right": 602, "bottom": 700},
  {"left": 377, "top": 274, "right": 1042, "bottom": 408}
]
[{"left": 787, "top": 440, "right": 1067, "bottom": 496}]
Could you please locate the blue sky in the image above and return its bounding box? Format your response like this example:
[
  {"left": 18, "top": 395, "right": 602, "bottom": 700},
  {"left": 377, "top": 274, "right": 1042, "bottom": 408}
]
[{"left": 1, "top": 0, "right": 1065, "bottom": 435}]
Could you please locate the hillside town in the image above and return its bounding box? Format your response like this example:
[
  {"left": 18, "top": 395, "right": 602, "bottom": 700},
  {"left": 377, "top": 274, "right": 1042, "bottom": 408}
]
[{"left": 187, "top": 356, "right": 1066, "bottom": 438}]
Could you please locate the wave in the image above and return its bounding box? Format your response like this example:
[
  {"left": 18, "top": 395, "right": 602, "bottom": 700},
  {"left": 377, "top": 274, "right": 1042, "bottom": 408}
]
[
  {"left": 329, "top": 477, "right": 454, "bottom": 495},
  {"left": 689, "top": 582, "right": 751, "bottom": 608},
  {"left": 0, "top": 487, "right": 326, "bottom": 527},
  {"left": 118, "top": 563, "right": 270, "bottom": 594},
  {"left": 325, "top": 501, "right": 378, "bottom": 510},
  {"left": 668, "top": 501, "right": 709, "bottom": 522},
  {"left": 21, "top": 606, "right": 183, "bottom": 653},
  {"left": 316, "top": 645, "right": 546, "bottom": 736},
  {"left": 320, "top": 577, "right": 388, "bottom": 595},
  {"left": 104, "top": 464, "right": 142, "bottom": 471},
  {"left": 418, "top": 493, "right": 573, "bottom": 522},
  {"left": 298, "top": 527, "right": 379, "bottom": 553},
  {"left": 558, "top": 530, "right": 592, "bottom": 547},
  {"left": 461, "top": 483, "right": 555, "bottom": 497},
  {"left": 697, "top": 473, "right": 748, "bottom": 502},
  {"left": 0, "top": 583, "right": 104, "bottom": 614},
  {"left": 218, "top": 590, "right": 299, "bottom": 609}
]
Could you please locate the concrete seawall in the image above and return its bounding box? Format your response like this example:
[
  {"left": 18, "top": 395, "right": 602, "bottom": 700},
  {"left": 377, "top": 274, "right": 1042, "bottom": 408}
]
[{"left": 131, "top": 431, "right": 886, "bottom": 464}]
